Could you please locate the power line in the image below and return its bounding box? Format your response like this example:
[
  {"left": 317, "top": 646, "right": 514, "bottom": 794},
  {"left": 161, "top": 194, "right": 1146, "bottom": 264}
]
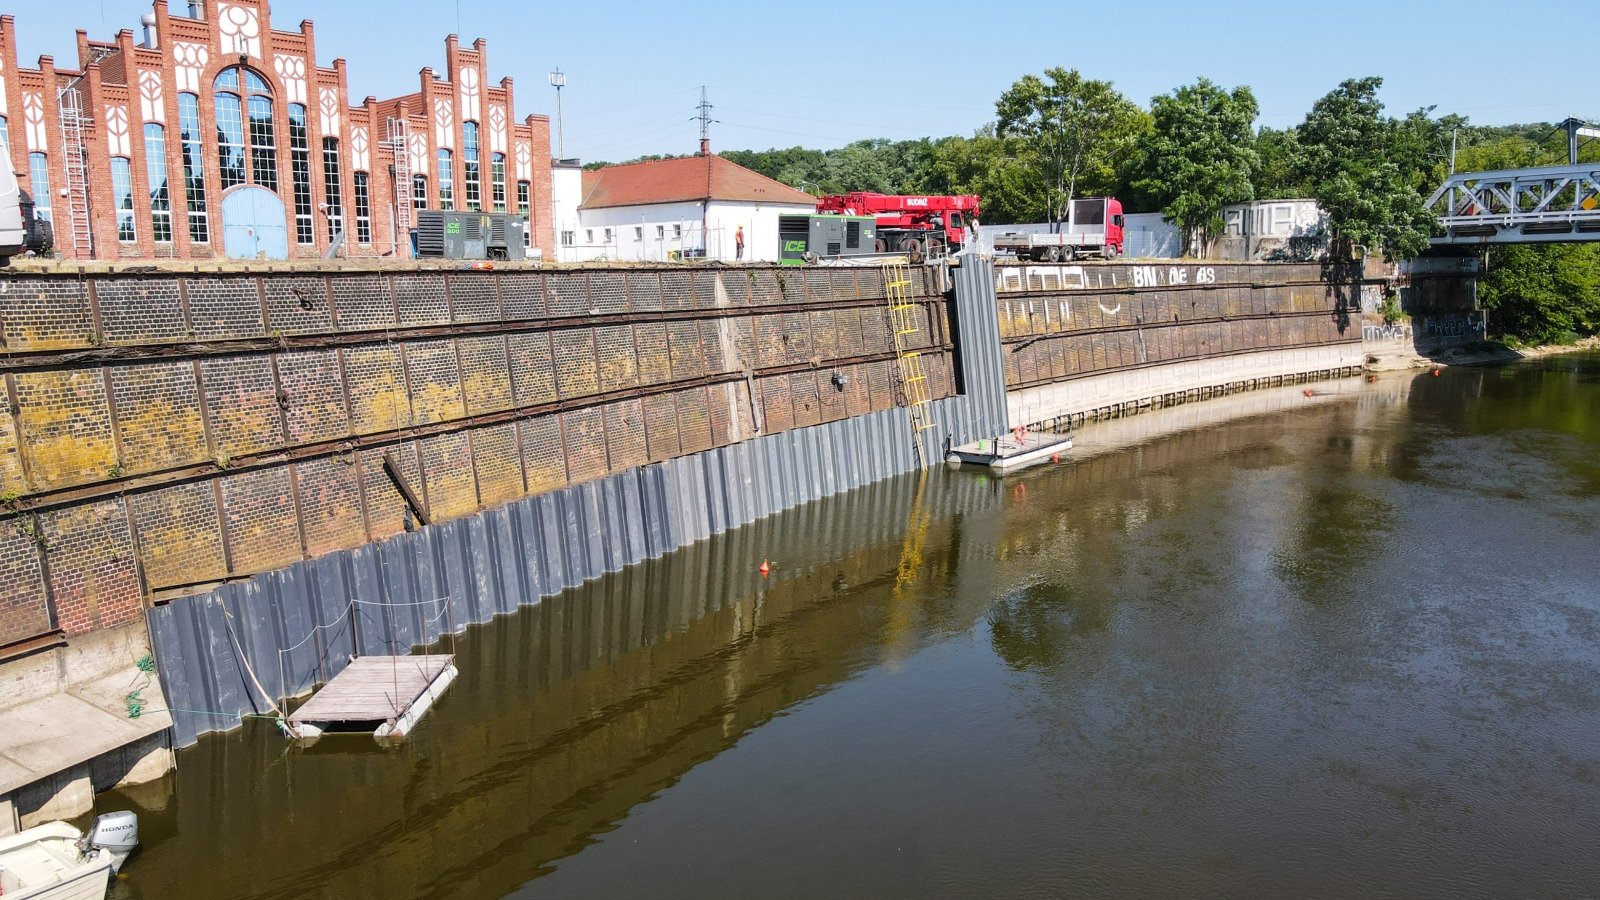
[
  {"left": 709, "top": 84, "right": 991, "bottom": 116},
  {"left": 717, "top": 105, "right": 946, "bottom": 136},
  {"left": 563, "top": 87, "right": 701, "bottom": 121}
]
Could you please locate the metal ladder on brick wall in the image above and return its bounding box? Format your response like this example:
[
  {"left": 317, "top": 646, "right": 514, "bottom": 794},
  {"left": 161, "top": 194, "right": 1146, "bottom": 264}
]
[
  {"left": 881, "top": 259, "right": 936, "bottom": 465},
  {"left": 388, "top": 118, "right": 412, "bottom": 255},
  {"left": 57, "top": 87, "right": 94, "bottom": 258}
]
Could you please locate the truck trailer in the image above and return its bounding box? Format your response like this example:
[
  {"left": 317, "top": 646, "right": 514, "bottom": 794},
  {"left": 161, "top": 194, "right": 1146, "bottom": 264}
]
[{"left": 994, "top": 197, "right": 1125, "bottom": 261}]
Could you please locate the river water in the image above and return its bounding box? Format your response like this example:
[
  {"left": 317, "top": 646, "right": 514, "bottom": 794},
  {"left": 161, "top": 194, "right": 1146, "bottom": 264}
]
[{"left": 103, "top": 353, "right": 1600, "bottom": 899}]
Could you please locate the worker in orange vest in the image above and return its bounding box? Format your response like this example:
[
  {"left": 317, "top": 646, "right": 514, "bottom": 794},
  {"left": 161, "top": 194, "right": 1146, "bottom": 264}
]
[{"left": 735, "top": 224, "right": 745, "bottom": 260}]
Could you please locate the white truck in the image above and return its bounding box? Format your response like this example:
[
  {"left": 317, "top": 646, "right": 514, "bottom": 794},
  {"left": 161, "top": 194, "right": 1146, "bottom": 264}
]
[
  {"left": 0, "top": 160, "right": 26, "bottom": 265},
  {"left": 993, "top": 197, "right": 1126, "bottom": 261}
]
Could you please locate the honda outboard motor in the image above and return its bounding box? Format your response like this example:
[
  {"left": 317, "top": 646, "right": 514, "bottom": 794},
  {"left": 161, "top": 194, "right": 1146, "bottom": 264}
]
[{"left": 81, "top": 811, "right": 139, "bottom": 874}]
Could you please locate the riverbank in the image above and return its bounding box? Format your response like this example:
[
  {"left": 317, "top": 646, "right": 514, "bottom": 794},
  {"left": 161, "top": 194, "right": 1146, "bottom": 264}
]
[
  {"left": 1441, "top": 335, "right": 1600, "bottom": 366},
  {"left": 1365, "top": 333, "right": 1600, "bottom": 371}
]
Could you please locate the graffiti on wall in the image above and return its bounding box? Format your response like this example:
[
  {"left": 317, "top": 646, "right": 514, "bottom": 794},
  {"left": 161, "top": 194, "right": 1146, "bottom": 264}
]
[
  {"left": 1422, "top": 313, "right": 1485, "bottom": 338},
  {"left": 996, "top": 264, "right": 1220, "bottom": 293},
  {"left": 1362, "top": 322, "right": 1413, "bottom": 342}
]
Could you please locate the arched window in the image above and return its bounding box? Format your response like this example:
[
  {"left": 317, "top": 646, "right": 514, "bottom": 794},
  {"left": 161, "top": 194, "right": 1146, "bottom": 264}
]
[
  {"left": 462, "top": 121, "right": 481, "bottom": 211},
  {"left": 436, "top": 149, "right": 454, "bottom": 211},
  {"left": 491, "top": 151, "right": 506, "bottom": 212},
  {"left": 144, "top": 124, "right": 172, "bottom": 243},
  {"left": 353, "top": 171, "right": 372, "bottom": 245},
  {"left": 213, "top": 66, "right": 276, "bottom": 191},
  {"left": 111, "top": 157, "right": 136, "bottom": 242},
  {"left": 27, "top": 152, "right": 51, "bottom": 223},
  {"left": 322, "top": 138, "right": 344, "bottom": 240},
  {"left": 177, "top": 93, "right": 209, "bottom": 242},
  {"left": 287, "top": 104, "right": 314, "bottom": 244}
]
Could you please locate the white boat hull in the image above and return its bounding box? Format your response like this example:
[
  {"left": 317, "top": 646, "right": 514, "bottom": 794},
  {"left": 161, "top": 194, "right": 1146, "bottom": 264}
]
[{"left": 0, "top": 823, "right": 113, "bottom": 900}]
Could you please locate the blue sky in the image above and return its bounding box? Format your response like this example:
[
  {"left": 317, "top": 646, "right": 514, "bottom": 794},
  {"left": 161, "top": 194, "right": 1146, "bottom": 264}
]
[{"left": 21, "top": 0, "right": 1599, "bottom": 163}]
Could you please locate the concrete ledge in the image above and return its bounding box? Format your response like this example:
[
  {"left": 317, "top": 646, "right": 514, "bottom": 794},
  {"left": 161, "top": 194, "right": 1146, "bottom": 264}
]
[
  {"left": 0, "top": 621, "right": 174, "bottom": 830},
  {"left": 0, "top": 692, "right": 172, "bottom": 798},
  {"left": 1008, "top": 345, "right": 1366, "bottom": 428}
]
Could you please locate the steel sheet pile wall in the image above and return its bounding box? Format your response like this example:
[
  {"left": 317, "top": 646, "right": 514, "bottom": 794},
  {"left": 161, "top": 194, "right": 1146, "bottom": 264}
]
[
  {"left": 150, "top": 394, "right": 980, "bottom": 746},
  {"left": 0, "top": 265, "right": 953, "bottom": 654},
  {"left": 141, "top": 470, "right": 1005, "bottom": 900},
  {"left": 949, "top": 257, "right": 1010, "bottom": 440},
  {"left": 993, "top": 261, "right": 1365, "bottom": 426}
]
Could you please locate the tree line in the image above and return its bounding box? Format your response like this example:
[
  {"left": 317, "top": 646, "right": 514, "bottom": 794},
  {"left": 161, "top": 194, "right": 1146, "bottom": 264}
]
[{"left": 599, "top": 70, "right": 1598, "bottom": 344}]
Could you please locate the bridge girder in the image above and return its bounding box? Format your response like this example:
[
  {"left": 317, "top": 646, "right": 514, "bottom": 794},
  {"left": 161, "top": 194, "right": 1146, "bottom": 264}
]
[{"left": 1426, "top": 163, "right": 1600, "bottom": 245}]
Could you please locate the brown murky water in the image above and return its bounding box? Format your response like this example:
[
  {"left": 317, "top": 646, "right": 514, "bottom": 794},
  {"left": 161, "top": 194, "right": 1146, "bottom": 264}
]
[{"left": 102, "top": 353, "right": 1600, "bottom": 899}]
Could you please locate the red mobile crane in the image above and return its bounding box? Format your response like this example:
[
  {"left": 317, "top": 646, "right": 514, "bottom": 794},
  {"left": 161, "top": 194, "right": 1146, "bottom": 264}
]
[{"left": 815, "top": 192, "right": 980, "bottom": 261}]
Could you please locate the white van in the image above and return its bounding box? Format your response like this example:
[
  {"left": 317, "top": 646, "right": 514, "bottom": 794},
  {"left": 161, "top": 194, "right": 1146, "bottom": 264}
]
[{"left": 0, "top": 159, "right": 25, "bottom": 265}]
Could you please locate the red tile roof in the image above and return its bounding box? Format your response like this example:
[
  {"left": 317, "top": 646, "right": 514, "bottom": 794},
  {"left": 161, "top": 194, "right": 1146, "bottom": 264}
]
[{"left": 579, "top": 155, "right": 816, "bottom": 210}]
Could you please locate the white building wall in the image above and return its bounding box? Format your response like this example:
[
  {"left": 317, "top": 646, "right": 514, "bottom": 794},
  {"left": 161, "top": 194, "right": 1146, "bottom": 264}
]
[
  {"left": 576, "top": 200, "right": 706, "bottom": 262},
  {"left": 703, "top": 200, "right": 813, "bottom": 262},
  {"left": 570, "top": 198, "right": 813, "bottom": 263},
  {"left": 550, "top": 164, "right": 592, "bottom": 263}
]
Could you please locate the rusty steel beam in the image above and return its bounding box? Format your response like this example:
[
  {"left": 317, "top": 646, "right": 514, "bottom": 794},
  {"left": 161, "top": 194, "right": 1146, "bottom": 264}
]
[
  {"left": 383, "top": 451, "right": 432, "bottom": 527},
  {"left": 0, "top": 294, "right": 945, "bottom": 372}
]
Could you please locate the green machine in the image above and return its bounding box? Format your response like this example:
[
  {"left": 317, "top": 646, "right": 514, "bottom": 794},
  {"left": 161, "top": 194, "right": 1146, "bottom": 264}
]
[{"left": 777, "top": 214, "right": 878, "bottom": 265}]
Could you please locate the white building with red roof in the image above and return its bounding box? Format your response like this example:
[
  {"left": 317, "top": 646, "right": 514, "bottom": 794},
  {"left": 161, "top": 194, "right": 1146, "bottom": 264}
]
[{"left": 552, "top": 152, "right": 816, "bottom": 263}]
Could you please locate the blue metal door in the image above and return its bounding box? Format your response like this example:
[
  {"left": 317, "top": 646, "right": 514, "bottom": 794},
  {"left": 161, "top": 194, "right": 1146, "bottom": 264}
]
[{"left": 222, "top": 186, "right": 289, "bottom": 260}]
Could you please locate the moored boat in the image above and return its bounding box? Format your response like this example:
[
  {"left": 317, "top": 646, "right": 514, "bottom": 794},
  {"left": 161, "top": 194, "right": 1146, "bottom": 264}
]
[{"left": 0, "top": 812, "right": 137, "bottom": 900}]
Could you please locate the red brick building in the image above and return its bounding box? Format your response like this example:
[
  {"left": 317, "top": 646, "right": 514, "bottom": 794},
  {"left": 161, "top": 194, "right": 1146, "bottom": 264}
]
[{"left": 0, "top": 0, "right": 553, "bottom": 261}]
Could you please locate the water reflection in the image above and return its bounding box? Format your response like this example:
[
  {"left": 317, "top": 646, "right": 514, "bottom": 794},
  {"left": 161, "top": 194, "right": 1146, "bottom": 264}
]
[{"left": 103, "top": 355, "right": 1600, "bottom": 899}]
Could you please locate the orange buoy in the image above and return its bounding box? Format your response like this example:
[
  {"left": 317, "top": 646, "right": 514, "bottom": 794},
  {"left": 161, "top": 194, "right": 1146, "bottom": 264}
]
[
  {"left": 758, "top": 559, "right": 771, "bottom": 576},
  {"left": 1433, "top": 368, "right": 1442, "bottom": 377},
  {"left": 1367, "top": 374, "right": 1377, "bottom": 383},
  {"left": 1051, "top": 452, "right": 1060, "bottom": 463},
  {"left": 1302, "top": 389, "right": 1314, "bottom": 398}
]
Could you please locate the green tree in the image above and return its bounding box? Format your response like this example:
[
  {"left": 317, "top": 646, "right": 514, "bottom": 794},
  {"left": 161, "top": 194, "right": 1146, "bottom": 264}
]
[
  {"left": 1295, "top": 76, "right": 1435, "bottom": 260},
  {"left": 928, "top": 128, "right": 1038, "bottom": 224},
  {"left": 1128, "top": 78, "right": 1260, "bottom": 254},
  {"left": 1253, "top": 126, "right": 1308, "bottom": 199},
  {"left": 1480, "top": 243, "right": 1600, "bottom": 345},
  {"left": 995, "top": 68, "right": 1149, "bottom": 222}
]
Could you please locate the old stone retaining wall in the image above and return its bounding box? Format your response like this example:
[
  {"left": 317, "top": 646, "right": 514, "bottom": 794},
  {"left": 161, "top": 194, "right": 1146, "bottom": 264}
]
[{"left": 0, "top": 265, "right": 953, "bottom": 655}]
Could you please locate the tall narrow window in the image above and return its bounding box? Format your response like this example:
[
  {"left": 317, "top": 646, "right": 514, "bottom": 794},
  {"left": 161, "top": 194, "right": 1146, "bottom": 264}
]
[
  {"left": 517, "top": 180, "right": 531, "bottom": 250},
  {"left": 491, "top": 152, "right": 506, "bottom": 212},
  {"left": 287, "top": 103, "right": 314, "bottom": 244},
  {"left": 214, "top": 93, "right": 245, "bottom": 189},
  {"left": 412, "top": 174, "right": 427, "bottom": 211},
  {"left": 462, "top": 122, "right": 481, "bottom": 211},
  {"left": 353, "top": 171, "right": 372, "bottom": 245},
  {"left": 0, "top": 116, "right": 10, "bottom": 154},
  {"left": 322, "top": 138, "right": 344, "bottom": 240},
  {"left": 436, "top": 149, "right": 453, "bottom": 210},
  {"left": 177, "top": 92, "right": 209, "bottom": 242},
  {"left": 110, "top": 157, "right": 136, "bottom": 242},
  {"left": 28, "top": 152, "right": 51, "bottom": 223},
  {"left": 247, "top": 94, "right": 277, "bottom": 191},
  {"left": 144, "top": 124, "right": 172, "bottom": 243}
]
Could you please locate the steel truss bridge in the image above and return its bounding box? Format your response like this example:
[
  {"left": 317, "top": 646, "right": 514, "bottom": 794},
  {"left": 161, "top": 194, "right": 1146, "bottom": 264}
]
[{"left": 1427, "top": 163, "right": 1600, "bottom": 245}]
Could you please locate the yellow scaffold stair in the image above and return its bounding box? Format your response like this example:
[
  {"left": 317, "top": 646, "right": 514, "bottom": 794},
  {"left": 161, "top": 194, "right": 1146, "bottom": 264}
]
[{"left": 881, "top": 258, "right": 936, "bottom": 465}]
